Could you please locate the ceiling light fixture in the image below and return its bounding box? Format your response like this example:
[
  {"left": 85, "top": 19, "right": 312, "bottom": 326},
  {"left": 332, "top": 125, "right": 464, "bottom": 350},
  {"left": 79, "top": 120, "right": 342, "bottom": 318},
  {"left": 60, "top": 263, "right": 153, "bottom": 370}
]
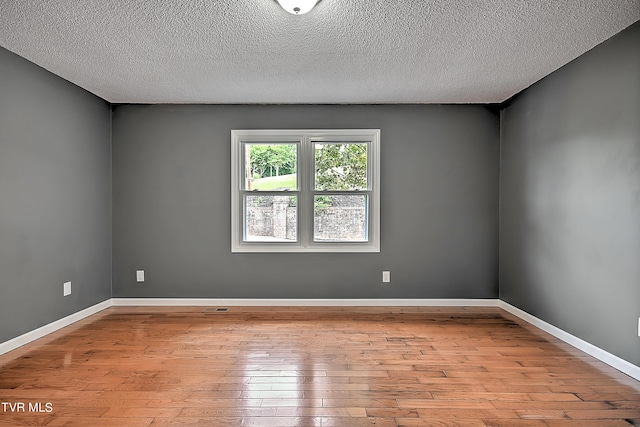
[{"left": 276, "top": 0, "right": 320, "bottom": 15}]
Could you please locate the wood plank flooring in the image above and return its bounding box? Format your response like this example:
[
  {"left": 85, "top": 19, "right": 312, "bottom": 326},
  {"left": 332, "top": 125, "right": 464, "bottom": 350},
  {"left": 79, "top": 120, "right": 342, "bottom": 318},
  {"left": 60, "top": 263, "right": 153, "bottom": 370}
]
[{"left": 1, "top": 306, "right": 639, "bottom": 426}]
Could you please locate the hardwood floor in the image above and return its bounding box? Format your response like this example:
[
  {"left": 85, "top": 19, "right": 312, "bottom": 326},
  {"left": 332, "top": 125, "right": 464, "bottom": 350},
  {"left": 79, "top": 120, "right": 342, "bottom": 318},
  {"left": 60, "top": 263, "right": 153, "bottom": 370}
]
[{"left": 1, "top": 306, "right": 639, "bottom": 426}]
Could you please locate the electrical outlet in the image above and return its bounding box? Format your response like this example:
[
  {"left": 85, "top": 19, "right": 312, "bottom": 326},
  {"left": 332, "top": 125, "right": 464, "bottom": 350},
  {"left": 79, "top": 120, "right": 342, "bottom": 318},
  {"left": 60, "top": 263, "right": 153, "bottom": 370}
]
[
  {"left": 638, "top": 318, "right": 640, "bottom": 337},
  {"left": 382, "top": 271, "right": 390, "bottom": 283},
  {"left": 63, "top": 281, "right": 71, "bottom": 296},
  {"left": 136, "top": 270, "right": 145, "bottom": 282}
]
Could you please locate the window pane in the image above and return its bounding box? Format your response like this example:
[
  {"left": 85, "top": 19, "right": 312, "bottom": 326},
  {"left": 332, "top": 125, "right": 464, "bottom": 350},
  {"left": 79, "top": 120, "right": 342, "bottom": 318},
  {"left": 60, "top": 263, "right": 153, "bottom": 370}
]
[
  {"left": 314, "top": 195, "right": 367, "bottom": 242},
  {"left": 314, "top": 143, "right": 367, "bottom": 191},
  {"left": 244, "top": 195, "right": 297, "bottom": 242},
  {"left": 244, "top": 143, "right": 297, "bottom": 191}
]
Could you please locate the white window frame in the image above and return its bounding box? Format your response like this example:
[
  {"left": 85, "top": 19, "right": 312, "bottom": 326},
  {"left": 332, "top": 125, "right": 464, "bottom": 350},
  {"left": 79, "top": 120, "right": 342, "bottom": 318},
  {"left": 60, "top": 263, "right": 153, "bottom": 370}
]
[{"left": 231, "top": 129, "right": 380, "bottom": 253}]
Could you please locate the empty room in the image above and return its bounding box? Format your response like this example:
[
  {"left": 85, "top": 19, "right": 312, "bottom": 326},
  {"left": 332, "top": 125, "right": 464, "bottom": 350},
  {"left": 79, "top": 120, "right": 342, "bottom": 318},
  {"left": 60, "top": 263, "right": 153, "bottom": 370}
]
[{"left": 1, "top": 1, "right": 639, "bottom": 426}]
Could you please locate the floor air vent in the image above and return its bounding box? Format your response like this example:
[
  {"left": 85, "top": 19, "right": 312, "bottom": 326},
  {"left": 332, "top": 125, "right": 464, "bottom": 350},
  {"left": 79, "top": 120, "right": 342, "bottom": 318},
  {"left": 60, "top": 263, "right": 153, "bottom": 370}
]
[{"left": 203, "top": 307, "right": 229, "bottom": 313}]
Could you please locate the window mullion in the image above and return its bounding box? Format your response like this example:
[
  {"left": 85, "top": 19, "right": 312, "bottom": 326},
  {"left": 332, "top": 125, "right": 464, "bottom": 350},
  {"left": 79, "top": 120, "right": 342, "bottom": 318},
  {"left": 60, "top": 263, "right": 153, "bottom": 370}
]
[{"left": 299, "top": 135, "right": 312, "bottom": 248}]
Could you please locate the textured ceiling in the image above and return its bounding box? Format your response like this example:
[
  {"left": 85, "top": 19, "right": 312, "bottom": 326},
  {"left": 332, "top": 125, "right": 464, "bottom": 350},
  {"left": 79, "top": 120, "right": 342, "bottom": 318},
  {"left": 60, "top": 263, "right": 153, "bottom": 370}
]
[{"left": 1, "top": 0, "right": 639, "bottom": 104}]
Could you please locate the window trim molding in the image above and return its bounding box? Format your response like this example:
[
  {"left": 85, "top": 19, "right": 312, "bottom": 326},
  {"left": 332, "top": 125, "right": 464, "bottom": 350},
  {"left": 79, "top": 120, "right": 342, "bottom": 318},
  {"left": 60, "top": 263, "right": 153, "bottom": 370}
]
[{"left": 231, "top": 129, "right": 380, "bottom": 253}]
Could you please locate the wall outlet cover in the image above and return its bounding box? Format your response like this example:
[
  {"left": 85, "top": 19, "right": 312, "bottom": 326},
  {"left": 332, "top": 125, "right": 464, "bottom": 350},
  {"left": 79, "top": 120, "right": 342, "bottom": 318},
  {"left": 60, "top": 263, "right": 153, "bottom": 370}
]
[
  {"left": 63, "top": 281, "right": 71, "bottom": 296},
  {"left": 382, "top": 271, "right": 390, "bottom": 282},
  {"left": 136, "top": 270, "right": 145, "bottom": 282}
]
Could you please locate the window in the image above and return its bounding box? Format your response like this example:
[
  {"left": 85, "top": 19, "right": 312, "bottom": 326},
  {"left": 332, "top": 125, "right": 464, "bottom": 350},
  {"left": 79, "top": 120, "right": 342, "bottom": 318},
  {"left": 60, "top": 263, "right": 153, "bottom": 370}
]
[{"left": 231, "top": 129, "right": 380, "bottom": 252}]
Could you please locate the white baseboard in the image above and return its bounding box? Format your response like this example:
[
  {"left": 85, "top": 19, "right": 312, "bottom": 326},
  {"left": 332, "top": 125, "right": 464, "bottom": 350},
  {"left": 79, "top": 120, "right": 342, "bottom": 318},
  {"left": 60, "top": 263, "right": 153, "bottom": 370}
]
[
  {"left": 0, "top": 299, "right": 112, "bottom": 356},
  {"left": 1, "top": 297, "right": 638, "bottom": 382},
  {"left": 111, "top": 298, "right": 501, "bottom": 307},
  {"left": 499, "top": 301, "right": 640, "bottom": 381}
]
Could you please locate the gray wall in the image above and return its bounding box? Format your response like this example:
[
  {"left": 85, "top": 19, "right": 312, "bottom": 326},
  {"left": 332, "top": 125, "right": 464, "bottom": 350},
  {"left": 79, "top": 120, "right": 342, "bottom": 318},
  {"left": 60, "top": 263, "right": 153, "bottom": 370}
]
[
  {"left": 500, "top": 21, "right": 640, "bottom": 365},
  {"left": 112, "top": 104, "right": 499, "bottom": 299},
  {"left": 0, "top": 48, "right": 112, "bottom": 343}
]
